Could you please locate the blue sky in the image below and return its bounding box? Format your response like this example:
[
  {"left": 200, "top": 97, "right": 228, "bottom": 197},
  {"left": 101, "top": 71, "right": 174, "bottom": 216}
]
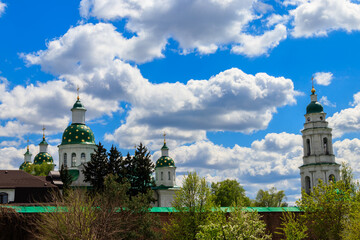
[{"left": 1, "top": 0, "right": 360, "bottom": 204}]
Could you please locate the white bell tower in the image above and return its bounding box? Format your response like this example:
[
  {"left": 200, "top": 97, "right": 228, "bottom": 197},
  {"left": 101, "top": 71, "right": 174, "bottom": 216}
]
[{"left": 300, "top": 82, "right": 340, "bottom": 194}]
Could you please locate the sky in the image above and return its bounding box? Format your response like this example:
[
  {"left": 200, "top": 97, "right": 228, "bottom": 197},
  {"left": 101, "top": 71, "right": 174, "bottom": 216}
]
[{"left": 1, "top": 0, "right": 360, "bottom": 204}]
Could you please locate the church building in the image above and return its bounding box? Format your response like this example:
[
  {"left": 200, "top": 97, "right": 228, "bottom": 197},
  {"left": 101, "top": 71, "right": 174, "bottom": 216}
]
[{"left": 300, "top": 85, "right": 340, "bottom": 194}]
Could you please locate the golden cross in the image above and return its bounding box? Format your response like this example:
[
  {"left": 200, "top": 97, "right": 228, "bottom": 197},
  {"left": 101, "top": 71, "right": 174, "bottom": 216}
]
[
  {"left": 42, "top": 125, "right": 46, "bottom": 139},
  {"left": 163, "top": 132, "right": 166, "bottom": 144},
  {"left": 311, "top": 77, "right": 314, "bottom": 88},
  {"left": 77, "top": 86, "right": 80, "bottom": 100},
  {"left": 27, "top": 138, "right": 29, "bottom": 150}
]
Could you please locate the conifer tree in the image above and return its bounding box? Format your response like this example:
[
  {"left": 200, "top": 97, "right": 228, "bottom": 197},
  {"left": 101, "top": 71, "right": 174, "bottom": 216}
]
[
  {"left": 107, "top": 145, "right": 123, "bottom": 179},
  {"left": 82, "top": 142, "right": 108, "bottom": 191},
  {"left": 129, "top": 143, "right": 154, "bottom": 196}
]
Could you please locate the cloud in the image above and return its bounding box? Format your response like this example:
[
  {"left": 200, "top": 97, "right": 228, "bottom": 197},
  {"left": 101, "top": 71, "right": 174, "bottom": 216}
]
[
  {"left": 0, "top": 1, "right": 6, "bottom": 17},
  {"left": 152, "top": 132, "right": 303, "bottom": 201},
  {"left": 291, "top": 0, "right": 360, "bottom": 38},
  {"left": 319, "top": 96, "right": 336, "bottom": 107},
  {"left": 314, "top": 72, "right": 333, "bottom": 86},
  {"left": 78, "top": 0, "right": 286, "bottom": 58},
  {"left": 334, "top": 138, "right": 360, "bottom": 178},
  {"left": 328, "top": 92, "right": 360, "bottom": 138}
]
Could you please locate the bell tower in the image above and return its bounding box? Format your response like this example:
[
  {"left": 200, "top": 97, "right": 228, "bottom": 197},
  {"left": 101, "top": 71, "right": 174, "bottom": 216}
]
[{"left": 300, "top": 81, "right": 340, "bottom": 194}]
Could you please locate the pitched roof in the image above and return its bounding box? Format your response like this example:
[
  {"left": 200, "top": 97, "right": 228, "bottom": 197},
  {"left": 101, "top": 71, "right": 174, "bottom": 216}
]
[{"left": 0, "top": 170, "right": 57, "bottom": 189}]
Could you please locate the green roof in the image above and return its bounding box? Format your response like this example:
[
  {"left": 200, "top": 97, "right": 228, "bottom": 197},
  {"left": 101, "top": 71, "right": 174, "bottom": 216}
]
[
  {"left": 306, "top": 101, "right": 324, "bottom": 114},
  {"left": 156, "top": 156, "right": 175, "bottom": 168},
  {"left": 39, "top": 139, "right": 48, "bottom": 145},
  {"left": 60, "top": 123, "right": 95, "bottom": 145},
  {"left": 72, "top": 99, "right": 86, "bottom": 110},
  {"left": 33, "top": 152, "right": 53, "bottom": 165},
  {"left": 68, "top": 169, "right": 80, "bottom": 181},
  {"left": 161, "top": 143, "right": 169, "bottom": 150},
  {"left": 4, "top": 206, "right": 302, "bottom": 213}
]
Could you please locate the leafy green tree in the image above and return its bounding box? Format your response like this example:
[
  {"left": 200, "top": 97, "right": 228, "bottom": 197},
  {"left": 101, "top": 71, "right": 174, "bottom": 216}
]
[
  {"left": 254, "top": 187, "right": 288, "bottom": 207},
  {"left": 164, "top": 172, "right": 213, "bottom": 240},
  {"left": 60, "top": 164, "right": 73, "bottom": 195},
  {"left": 277, "top": 211, "right": 307, "bottom": 240},
  {"left": 196, "top": 207, "right": 271, "bottom": 240},
  {"left": 33, "top": 162, "right": 54, "bottom": 176},
  {"left": 297, "top": 180, "right": 352, "bottom": 240},
  {"left": 211, "top": 179, "right": 250, "bottom": 207},
  {"left": 34, "top": 175, "right": 159, "bottom": 240},
  {"left": 82, "top": 142, "right": 108, "bottom": 191}
]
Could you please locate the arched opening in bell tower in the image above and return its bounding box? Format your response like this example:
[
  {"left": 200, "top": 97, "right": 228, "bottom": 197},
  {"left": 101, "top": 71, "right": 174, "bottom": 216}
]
[
  {"left": 306, "top": 139, "right": 311, "bottom": 156},
  {"left": 305, "top": 176, "right": 311, "bottom": 194},
  {"left": 323, "top": 138, "right": 329, "bottom": 155}
]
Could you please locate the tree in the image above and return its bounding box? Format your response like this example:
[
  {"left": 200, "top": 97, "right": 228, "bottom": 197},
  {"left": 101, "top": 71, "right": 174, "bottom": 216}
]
[
  {"left": 60, "top": 164, "right": 73, "bottom": 195},
  {"left": 164, "top": 172, "right": 213, "bottom": 240},
  {"left": 297, "top": 180, "right": 352, "bottom": 240},
  {"left": 254, "top": 187, "right": 288, "bottom": 207},
  {"left": 82, "top": 142, "right": 108, "bottom": 191},
  {"left": 277, "top": 211, "right": 308, "bottom": 240},
  {"left": 196, "top": 207, "right": 271, "bottom": 240},
  {"left": 107, "top": 145, "right": 123, "bottom": 177},
  {"left": 211, "top": 179, "right": 250, "bottom": 207},
  {"left": 33, "top": 175, "right": 159, "bottom": 240},
  {"left": 23, "top": 162, "right": 54, "bottom": 176},
  {"left": 128, "top": 143, "right": 154, "bottom": 196}
]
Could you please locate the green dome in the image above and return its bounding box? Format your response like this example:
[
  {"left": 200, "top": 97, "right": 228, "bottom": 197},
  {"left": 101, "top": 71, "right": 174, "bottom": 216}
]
[
  {"left": 61, "top": 123, "right": 95, "bottom": 145},
  {"left": 306, "top": 101, "right": 324, "bottom": 114},
  {"left": 34, "top": 152, "right": 53, "bottom": 165},
  {"left": 19, "top": 161, "right": 32, "bottom": 170},
  {"left": 72, "top": 99, "right": 86, "bottom": 110},
  {"left": 156, "top": 156, "right": 175, "bottom": 168}
]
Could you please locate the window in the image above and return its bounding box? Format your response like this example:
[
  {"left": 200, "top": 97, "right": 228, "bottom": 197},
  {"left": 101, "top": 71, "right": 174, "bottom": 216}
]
[
  {"left": 168, "top": 171, "right": 171, "bottom": 180},
  {"left": 306, "top": 139, "right": 311, "bottom": 156},
  {"left": 320, "top": 116, "right": 323, "bottom": 121},
  {"left": 305, "top": 176, "right": 311, "bottom": 194},
  {"left": 71, "top": 153, "right": 76, "bottom": 167},
  {"left": 63, "top": 153, "right": 67, "bottom": 167},
  {"left": 161, "top": 172, "right": 163, "bottom": 181},
  {"left": 329, "top": 174, "right": 335, "bottom": 182},
  {"left": 323, "top": 138, "right": 329, "bottom": 155},
  {"left": 81, "top": 153, "right": 86, "bottom": 163},
  {"left": 0, "top": 192, "right": 8, "bottom": 204},
  {"left": 307, "top": 117, "right": 310, "bottom": 122}
]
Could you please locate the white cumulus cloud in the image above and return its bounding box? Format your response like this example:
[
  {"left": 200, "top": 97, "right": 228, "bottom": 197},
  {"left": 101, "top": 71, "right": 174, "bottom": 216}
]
[
  {"left": 0, "top": 1, "right": 6, "bottom": 17},
  {"left": 314, "top": 72, "right": 333, "bottom": 86}
]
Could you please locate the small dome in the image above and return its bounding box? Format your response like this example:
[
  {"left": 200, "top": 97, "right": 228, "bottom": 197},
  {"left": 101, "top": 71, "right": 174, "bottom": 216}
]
[
  {"left": 72, "top": 99, "right": 86, "bottom": 110},
  {"left": 61, "top": 123, "right": 95, "bottom": 145},
  {"left": 306, "top": 101, "right": 324, "bottom": 114},
  {"left": 33, "top": 152, "right": 53, "bottom": 165},
  {"left": 19, "top": 161, "right": 32, "bottom": 170},
  {"left": 156, "top": 156, "right": 175, "bottom": 168}
]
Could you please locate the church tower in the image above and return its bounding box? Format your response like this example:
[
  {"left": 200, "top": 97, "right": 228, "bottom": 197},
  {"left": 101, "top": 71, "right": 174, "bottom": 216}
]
[
  {"left": 20, "top": 140, "right": 33, "bottom": 170},
  {"left": 33, "top": 127, "right": 54, "bottom": 165},
  {"left": 58, "top": 90, "right": 96, "bottom": 186},
  {"left": 300, "top": 83, "right": 340, "bottom": 194}
]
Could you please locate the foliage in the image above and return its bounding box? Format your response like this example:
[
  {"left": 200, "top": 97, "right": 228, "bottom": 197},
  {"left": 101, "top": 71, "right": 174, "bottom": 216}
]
[
  {"left": 254, "top": 187, "right": 288, "bottom": 207},
  {"left": 297, "top": 180, "right": 352, "bottom": 240},
  {"left": 340, "top": 162, "right": 358, "bottom": 194},
  {"left": 59, "top": 164, "right": 73, "bottom": 195},
  {"left": 196, "top": 207, "right": 271, "bottom": 240},
  {"left": 23, "top": 162, "right": 54, "bottom": 176},
  {"left": 107, "top": 145, "right": 123, "bottom": 177},
  {"left": 83, "top": 142, "right": 109, "bottom": 191},
  {"left": 164, "top": 172, "right": 213, "bottom": 240},
  {"left": 277, "top": 211, "right": 307, "bottom": 240},
  {"left": 128, "top": 143, "right": 155, "bottom": 196},
  {"left": 211, "top": 179, "right": 250, "bottom": 207},
  {"left": 0, "top": 207, "right": 32, "bottom": 239},
  {"left": 33, "top": 174, "right": 159, "bottom": 240}
]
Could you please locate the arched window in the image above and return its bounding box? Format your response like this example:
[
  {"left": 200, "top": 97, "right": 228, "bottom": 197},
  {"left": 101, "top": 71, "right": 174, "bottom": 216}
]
[
  {"left": 329, "top": 174, "right": 335, "bottom": 182},
  {"left": 323, "top": 138, "right": 329, "bottom": 155},
  {"left": 168, "top": 171, "right": 171, "bottom": 180},
  {"left": 81, "top": 153, "right": 86, "bottom": 163},
  {"left": 305, "top": 176, "right": 311, "bottom": 194},
  {"left": 63, "top": 153, "right": 67, "bottom": 167},
  {"left": 0, "top": 192, "right": 8, "bottom": 204},
  {"left": 306, "top": 139, "right": 311, "bottom": 156},
  {"left": 161, "top": 172, "right": 163, "bottom": 181},
  {"left": 71, "top": 153, "right": 76, "bottom": 167}
]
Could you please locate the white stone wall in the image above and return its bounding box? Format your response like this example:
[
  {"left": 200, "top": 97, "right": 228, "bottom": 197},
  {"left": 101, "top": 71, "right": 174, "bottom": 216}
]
[
  {"left": 72, "top": 109, "right": 86, "bottom": 124},
  {"left": 157, "top": 189, "right": 178, "bottom": 207},
  {"left": 0, "top": 189, "right": 15, "bottom": 203},
  {"left": 155, "top": 167, "right": 176, "bottom": 187},
  {"left": 58, "top": 144, "right": 96, "bottom": 168}
]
